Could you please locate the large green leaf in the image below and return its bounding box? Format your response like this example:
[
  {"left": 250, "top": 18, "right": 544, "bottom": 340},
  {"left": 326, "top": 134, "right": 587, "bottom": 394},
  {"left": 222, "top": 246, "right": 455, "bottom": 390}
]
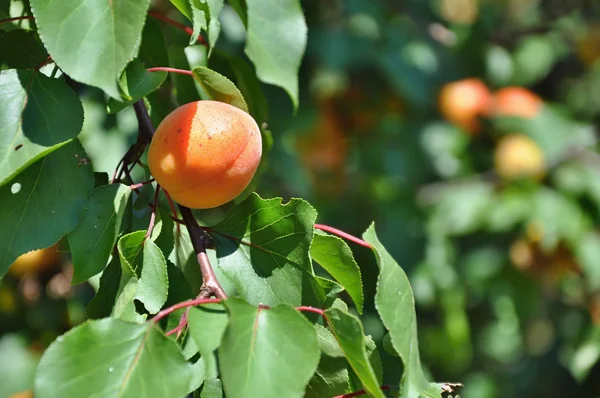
[
  {"left": 107, "top": 60, "right": 168, "bottom": 114},
  {"left": 324, "top": 308, "right": 385, "bottom": 398},
  {"left": 311, "top": 230, "right": 363, "bottom": 313},
  {"left": 218, "top": 299, "right": 320, "bottom": 398},
  {"left": 0, "top": 140, "right": 93, "bottom": 277},
  {"left": 244, "top": 0, "right": 307, "bottom": 109},
  {"left": 34, "top": 319, "right": 198, "bottom": 398},
  {"left": 30, "top": 0, "right": 150, "bottom": 98},
  {"left": 68, "top": 184, "right": 131, "bottom": 284},
  {"left": 191, "top": 65, "right": 248, "bottom": 112},
  {"left": 363, "top": 225, "right": 447, "bottom": 398},
  {"left": 0, "top": 29, "right": 48, "bottom": 68},
  {"left": 211, "top": 193, "right": 323, "bottom": 307},
  {"left": 0, "top": 69, "right": 84, "bottom": 186}
]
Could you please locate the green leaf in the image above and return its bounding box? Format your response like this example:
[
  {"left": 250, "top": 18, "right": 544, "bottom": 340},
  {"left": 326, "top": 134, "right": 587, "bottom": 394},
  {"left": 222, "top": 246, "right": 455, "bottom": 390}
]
[
  {"left": 138, "top": 18, "right": 170, "bottom": 68},
  {"left": 188, "top": 304, "right": 228, "bottom": 378},
  {"left": 87, "top": 255, "right": 122, "bottom": 319},
  {"left": 118, "top": 230, "right": 146, "bottom": 276},
  {"left": 170, "top": 0, "right": 193, "bottom": 20},
  {"left": 211, "top": 193, "right": 323, "bottom": 307},
  {"left": 244, "top": 0, "right": 307, "bottom": 109},
  {"left": 324, "top": 308, "right": 385, "bottom": 398},
  {"left": 306, "top": 324, "right": 350, "bottom": 398},
  {"left": 0, "top": 140, "right": 93, "bottom": 277},
  {"left": 201, "top": 378, "right": 223, "bottom": 398},
  {"left": 34, "top": 319, "right": 198, "bottom": 398},
  {"left": 30, "top": 0, "right": 150, "bottom": 98},
  {"left": 190, "top": 0, "right": 223, "bottom": 53},
  {"left": 68, "top": 184, "right": 131, "bottom": 284},
  {"left": 135, "top": 239, "right": 169, "bottom": 314},
  {"left": 228, "top": 55, "right": 269, "bottom": 123},
  {"left": 218, "top": 299, "right": 320, "bottom": 398},
  {"left": 0, "top": 69, "right": 84, "bottom": 186},
  {"left": 363, "top": 225, "right": 447, "bottom": 398},
  {"left": 107, "top": 60, "right": 168, "bottom": 114},
  {"left": 191, "top": 65, "right": 248, "bottom": 112},
  {"left": 0, "top": 29, "right": 48, "bottom": 69},
  {"left": 311, "top": 230, "right": 363, "bottom": 313}
]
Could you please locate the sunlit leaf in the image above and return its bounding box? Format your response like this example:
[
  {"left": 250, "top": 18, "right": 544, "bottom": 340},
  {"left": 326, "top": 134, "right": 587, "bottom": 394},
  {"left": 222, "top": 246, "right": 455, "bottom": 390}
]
[
  {"left": 219, "top": 299, "right": 320, "bottom": 398},
  {"left": 30, "top": 0, "right": 150, "bottom": 97}
]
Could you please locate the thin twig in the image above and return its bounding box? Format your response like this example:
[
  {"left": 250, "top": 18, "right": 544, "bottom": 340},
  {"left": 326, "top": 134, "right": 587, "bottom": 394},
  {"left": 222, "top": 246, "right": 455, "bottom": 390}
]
[
  {"left": 332, "top": 386, "right": 392, "bottom": 398},
  {"left": 0, "top": 15, "right": 34, "bottom": 25},
  {"left": 147, "top": 67, "right": 193, "bottom": 76},
  {"left": 314, "top": 224, "right": 372, "bottom": 249},
  {"left": 145, "top": 186, "right": 161, "bottom": 239}
]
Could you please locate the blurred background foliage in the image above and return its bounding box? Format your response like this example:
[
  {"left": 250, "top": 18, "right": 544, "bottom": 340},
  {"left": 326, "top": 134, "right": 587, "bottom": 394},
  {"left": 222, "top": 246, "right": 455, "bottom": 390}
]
[{"left": 3, "top": 0, "right": 600, "bottom": 397}]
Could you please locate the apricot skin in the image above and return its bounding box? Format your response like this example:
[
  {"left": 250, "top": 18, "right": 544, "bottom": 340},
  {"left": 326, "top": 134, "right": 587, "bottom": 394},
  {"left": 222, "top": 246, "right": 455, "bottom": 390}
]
[
  {"left": 148, "top": 101, "right": 262, "bottom": 209},
  {"left": 493, "top": 87, "right": 542, "bottom": 119},
  {"left": 438, "top": 78, "right": 492, "bottom": 134}
]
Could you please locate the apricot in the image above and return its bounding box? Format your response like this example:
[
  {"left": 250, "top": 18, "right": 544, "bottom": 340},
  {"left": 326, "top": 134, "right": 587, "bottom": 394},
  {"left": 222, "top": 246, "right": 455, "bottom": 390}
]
[
  {"left": 493, "top": 87, "right": 542, "bottom": 119},
  {"left": 148, "top": 101, "right": 262, "bottom": 209},
  {"left": 9, "top": 245, "right": 60, "bottom": 278},
  {"left": 494, "top": 134, "right": 545, "bottom": 179},
  {"left": 438, "top": 78, "right": 492, "bottom": 134}
]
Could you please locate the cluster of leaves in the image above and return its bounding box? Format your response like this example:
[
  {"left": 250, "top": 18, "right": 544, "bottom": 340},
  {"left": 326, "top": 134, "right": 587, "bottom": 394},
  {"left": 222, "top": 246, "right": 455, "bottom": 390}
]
[
  {"left": 0, "top": 0, "right": 459, "bottom": 397},
  {"left": 268, "top": 1, "right": 600, "bottom": 396}
]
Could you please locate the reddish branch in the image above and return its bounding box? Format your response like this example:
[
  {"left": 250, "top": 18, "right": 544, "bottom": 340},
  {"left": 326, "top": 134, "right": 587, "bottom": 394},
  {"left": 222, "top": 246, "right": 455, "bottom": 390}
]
[
  {"left": 314, "top": 224, "right": 372, "bottom": 249},
  {"left": 0, "top": 15, "right": 34, "bottom": 25},
  {"left": 148, "top": 10, "right": 206, "bottom": 45},
  {"left": 147, "top": 67, "right": 193, "bottom": 76}
]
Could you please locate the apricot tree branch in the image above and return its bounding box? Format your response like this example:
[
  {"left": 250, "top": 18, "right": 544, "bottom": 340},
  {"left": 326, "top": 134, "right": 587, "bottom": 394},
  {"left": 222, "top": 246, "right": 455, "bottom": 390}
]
[
  {"left": 179, "top": 206, "right": 227, "bottom": 299},
  {"left": 147, "top": 67, "right": 193, "bottom": 76},
  {"left": 314, "top": 224, "right": 372, "bottom": 249}
]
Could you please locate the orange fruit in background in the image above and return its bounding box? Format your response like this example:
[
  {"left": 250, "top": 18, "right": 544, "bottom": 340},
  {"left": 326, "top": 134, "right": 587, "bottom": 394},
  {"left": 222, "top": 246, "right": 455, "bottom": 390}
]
[
  {"left": 8, "top": 245, "right": 60, "bottom": 278},
  {"left": 147, "top": 101, "right": 262, "bottom": 209},
  {"left": 438, "top": 78, "right": 492, "bottom": 134},
  {"left": 494, "top": 134, "right": 545, "bottom": 180},
  {"left": 493, "top": 87, "right": 543, "bottom": 119}
]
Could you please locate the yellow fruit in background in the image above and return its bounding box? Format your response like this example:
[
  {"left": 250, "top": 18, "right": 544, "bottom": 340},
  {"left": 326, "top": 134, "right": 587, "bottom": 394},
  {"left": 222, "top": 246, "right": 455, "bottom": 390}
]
[
  {"left": 147, "top": 101, "right": 262, "bottom": 209},
  {"left": 494, "top": 134, "right": 545, "bottom": 179},
  {"left": 8, "top": 245, "right": 60, "bottom": 278},
  {"left": 9, "top": 391, "right": 33, "bottom": 398},
  {"left": 438, "top": 78, "right": 492, "bottom": 134}
]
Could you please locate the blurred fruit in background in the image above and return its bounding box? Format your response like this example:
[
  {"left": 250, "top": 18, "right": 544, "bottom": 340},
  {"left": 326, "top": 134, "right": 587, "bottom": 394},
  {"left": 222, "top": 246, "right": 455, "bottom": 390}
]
[
  {"left": 438, "top": 78, "right": 492, "bottom": 134},
  {"left": 493, "top": 87, "right": 543, "bottom": 119},
  {"left": 8, "top": 246, "right": 61, "bottom": 279},
  {"left": 494, "top": 134, "right": 545, "bottom": 179}
]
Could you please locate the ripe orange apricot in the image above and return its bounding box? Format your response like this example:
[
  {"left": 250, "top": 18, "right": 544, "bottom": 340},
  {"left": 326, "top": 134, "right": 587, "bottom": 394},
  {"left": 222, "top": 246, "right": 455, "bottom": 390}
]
[
  {"left": 148, "top": 101, "right": 262, "bottom": 209},
  {"left": 493, "top": 87, "right": 542, "bottom": 119},
  {"left": 438, "top": 78, "right": 492, "bottom": 134},
  {"left": 9, "top": 245, "right": 60, "bottom": 278},
  {"left": 494, "top": 134, "right": 545, "bottom": 179}
]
